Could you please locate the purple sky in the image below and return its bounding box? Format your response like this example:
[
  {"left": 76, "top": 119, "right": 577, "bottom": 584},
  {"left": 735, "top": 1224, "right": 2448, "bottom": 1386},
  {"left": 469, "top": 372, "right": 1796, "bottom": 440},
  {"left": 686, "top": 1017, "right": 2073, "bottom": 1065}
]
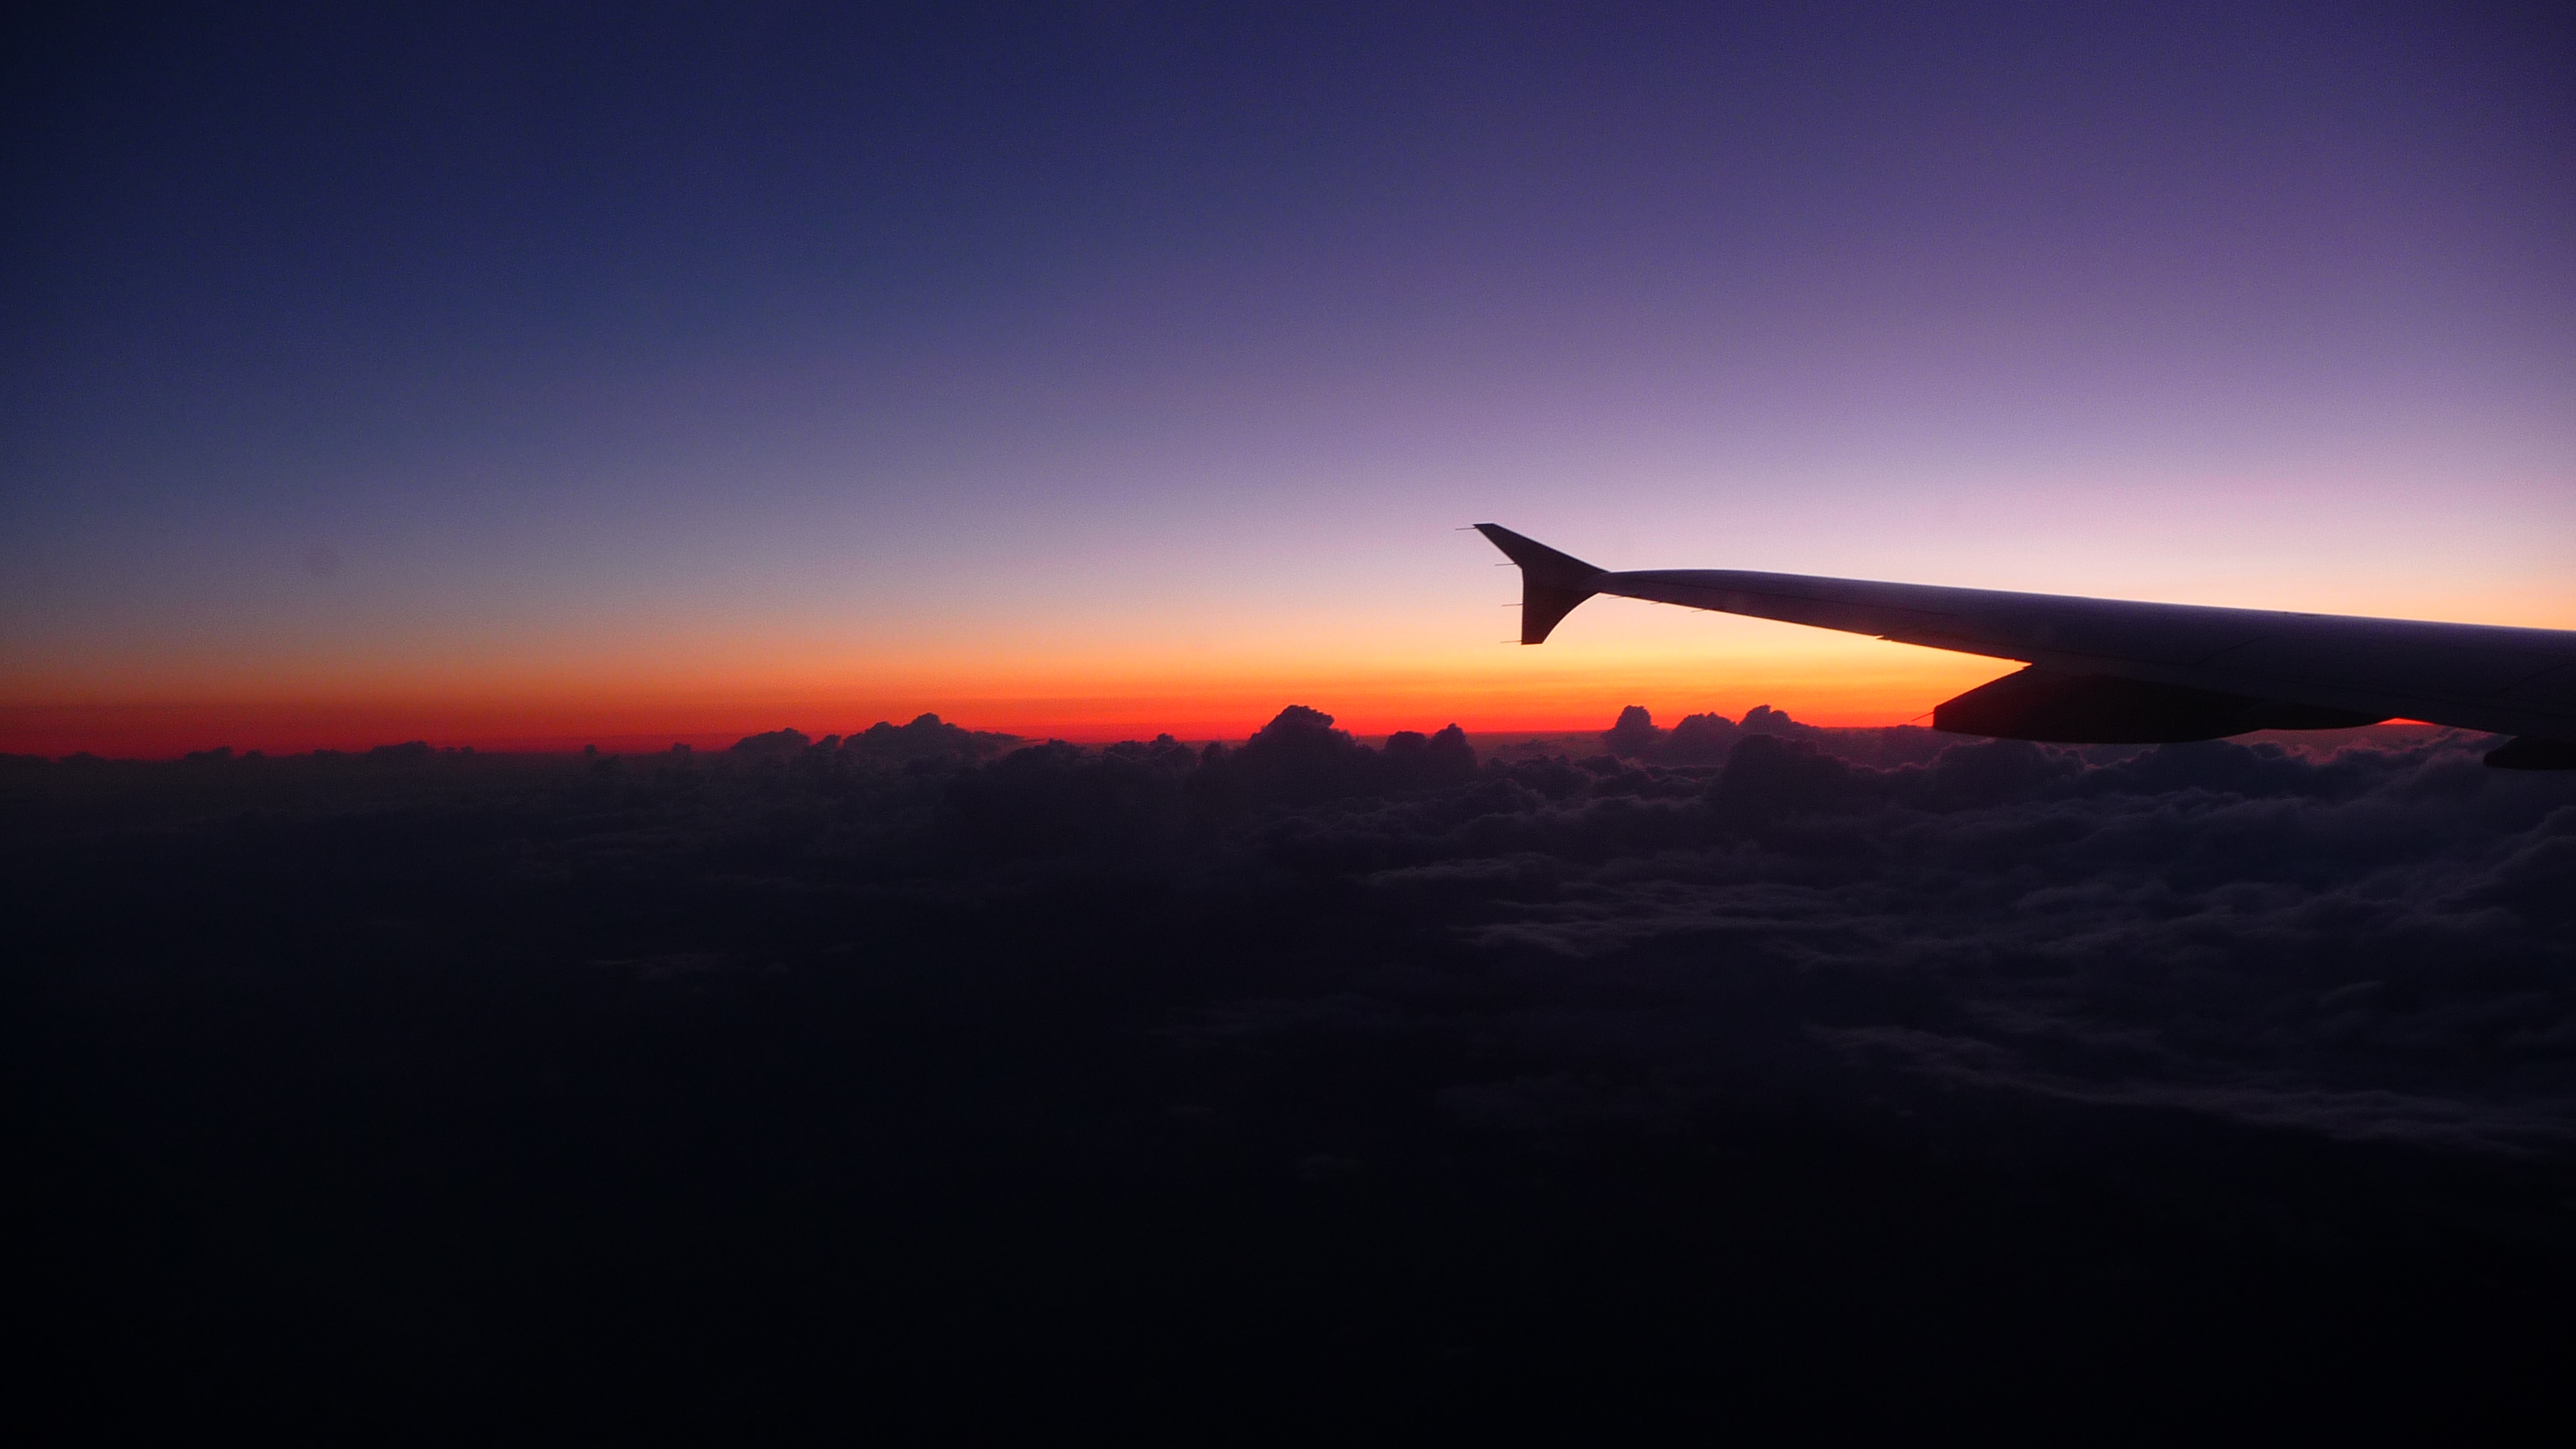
[{"left": 5, "top": 3, "right": 2570, "bottom": 748}]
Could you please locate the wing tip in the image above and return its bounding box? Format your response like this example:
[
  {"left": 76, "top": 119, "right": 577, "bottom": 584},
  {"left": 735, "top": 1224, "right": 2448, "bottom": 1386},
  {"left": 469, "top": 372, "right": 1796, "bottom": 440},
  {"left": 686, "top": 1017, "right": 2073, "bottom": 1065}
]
[{"left": 1473, "top": 525, "right": 1604, "bottom": 645}]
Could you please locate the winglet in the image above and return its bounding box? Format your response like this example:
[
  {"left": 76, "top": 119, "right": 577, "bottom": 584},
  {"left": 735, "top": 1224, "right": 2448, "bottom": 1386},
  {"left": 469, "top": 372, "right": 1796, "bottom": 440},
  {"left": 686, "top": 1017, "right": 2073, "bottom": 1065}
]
[{"left": 1475, "top": 524, "right": 1606, "bottom": 645}]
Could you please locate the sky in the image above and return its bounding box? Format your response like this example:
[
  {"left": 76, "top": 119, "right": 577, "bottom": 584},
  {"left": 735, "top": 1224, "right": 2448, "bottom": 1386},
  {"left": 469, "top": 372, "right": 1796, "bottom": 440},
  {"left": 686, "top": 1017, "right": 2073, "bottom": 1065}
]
[{"left": 5, "top": 2, "right": 2572, "bottom": 754}]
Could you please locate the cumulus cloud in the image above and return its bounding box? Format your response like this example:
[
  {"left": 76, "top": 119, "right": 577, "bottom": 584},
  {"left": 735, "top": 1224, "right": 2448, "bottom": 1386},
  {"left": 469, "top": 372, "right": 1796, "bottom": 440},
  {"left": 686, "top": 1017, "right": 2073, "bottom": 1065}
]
[
  {"left": 15, "top": 709, "right": 2567, "bottom": 1158},
  {"left": 547, "top": 704, "right": 2576, "bottom": 1157},
  {"left": 1239, "top": 727, "right": 2574, "bottom": 1153},
  {"left": 12, "top": 706, "right": 2573, "bottom": 1434}
]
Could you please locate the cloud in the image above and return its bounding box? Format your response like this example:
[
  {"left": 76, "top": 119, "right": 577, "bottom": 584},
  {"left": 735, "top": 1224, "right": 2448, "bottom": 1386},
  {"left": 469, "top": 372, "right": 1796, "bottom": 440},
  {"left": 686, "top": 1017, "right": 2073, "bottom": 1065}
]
[
  {"left": 13, "top": 706, "right": 2573, "bottom": 1433},
  {"left": 19, "top": 708, "right": 2568, "bottom": 1158},
  {"left": 997, "top": 711, "right": 2572, "bottom": 1155}
]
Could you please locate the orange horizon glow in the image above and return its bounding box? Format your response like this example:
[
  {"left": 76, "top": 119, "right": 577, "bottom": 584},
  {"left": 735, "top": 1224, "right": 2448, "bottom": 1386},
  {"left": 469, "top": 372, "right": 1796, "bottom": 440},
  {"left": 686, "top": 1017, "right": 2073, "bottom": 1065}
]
[
  {"left": 1, "top": 638, "right": 2019, "bottom": 758},
  {"left": 12, "top": 561, "right": 2568, "bottom": 759},
  {"left": 12, "top": 579, "right": 2566, "bottom": 758}
]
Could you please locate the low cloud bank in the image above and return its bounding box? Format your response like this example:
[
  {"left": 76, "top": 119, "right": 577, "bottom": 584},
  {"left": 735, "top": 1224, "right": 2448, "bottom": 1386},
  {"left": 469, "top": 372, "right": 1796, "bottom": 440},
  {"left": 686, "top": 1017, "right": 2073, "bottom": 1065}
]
[
  {"left": 14, "top": 704, "right": 2569, "bottom": 1153},
  {"left": 930, "top": 704, "right": 2575, "bottom": 1153},
  {"left": 8, "top": 705, "right": 2572, "bottom": 1433}
]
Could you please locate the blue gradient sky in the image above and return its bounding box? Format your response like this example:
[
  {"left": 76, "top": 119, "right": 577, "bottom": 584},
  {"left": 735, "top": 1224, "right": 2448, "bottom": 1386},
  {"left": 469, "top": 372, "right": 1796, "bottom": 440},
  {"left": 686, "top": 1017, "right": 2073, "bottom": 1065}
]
[{"left": 6, "top": 3, "right": 2570, "bottom": 752}]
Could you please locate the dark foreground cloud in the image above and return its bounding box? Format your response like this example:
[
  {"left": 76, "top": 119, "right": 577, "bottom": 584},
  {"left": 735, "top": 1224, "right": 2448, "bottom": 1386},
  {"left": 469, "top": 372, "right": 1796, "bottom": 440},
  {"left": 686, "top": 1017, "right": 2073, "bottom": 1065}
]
[
  {"left": 6, "top": 710, "right": 2572, "bottom": 1436},
  {"left": 1320, "top": 729, "right": 2576, "bottom": 1154}
]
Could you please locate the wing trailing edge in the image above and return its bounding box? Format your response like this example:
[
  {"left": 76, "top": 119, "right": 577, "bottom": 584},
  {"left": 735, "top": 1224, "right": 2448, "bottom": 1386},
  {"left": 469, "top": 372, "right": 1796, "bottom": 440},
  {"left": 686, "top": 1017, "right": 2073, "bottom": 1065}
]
[{"left": 1931, "top": 666, "right": 2381, "bottom": 743}]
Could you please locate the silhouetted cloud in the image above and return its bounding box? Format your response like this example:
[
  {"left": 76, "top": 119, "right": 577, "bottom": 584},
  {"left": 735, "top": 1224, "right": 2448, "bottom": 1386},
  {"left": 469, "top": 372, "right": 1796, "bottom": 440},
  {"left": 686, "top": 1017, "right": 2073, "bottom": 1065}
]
[{"left": 10, "top": 707, "right": 2571, "bottom": 1436}]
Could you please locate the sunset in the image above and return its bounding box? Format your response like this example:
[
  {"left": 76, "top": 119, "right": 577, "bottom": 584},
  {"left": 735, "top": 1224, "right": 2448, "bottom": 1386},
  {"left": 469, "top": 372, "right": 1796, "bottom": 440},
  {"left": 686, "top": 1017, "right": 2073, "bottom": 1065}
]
[
  {"left": 11, "top": 3, "right": 2572, "bottom": 1437},
  {"left": 8, "top": 7, "right": 2569, "bottom": 754}
]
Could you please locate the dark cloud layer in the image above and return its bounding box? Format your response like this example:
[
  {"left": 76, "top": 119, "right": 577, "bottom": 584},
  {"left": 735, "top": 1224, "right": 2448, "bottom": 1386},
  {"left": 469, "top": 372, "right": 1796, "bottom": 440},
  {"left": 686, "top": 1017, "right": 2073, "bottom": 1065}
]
[{"left": 7, "top": 710, "right": 2572, "bottom": 1437}]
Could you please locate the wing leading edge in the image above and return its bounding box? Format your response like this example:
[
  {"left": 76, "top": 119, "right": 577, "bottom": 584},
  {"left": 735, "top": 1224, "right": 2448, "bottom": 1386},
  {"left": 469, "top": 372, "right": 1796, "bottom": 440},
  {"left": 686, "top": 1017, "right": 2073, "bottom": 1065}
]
[{"left": 1473, "top": 523, "right": 2576, "bottom": 768}]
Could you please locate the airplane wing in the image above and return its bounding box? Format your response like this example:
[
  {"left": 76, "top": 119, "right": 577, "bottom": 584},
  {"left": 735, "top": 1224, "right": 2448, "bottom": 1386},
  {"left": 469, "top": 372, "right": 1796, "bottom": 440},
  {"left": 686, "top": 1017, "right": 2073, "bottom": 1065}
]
[{"left": 1473, "top": 524, "right": 2576, "bottom": 768}]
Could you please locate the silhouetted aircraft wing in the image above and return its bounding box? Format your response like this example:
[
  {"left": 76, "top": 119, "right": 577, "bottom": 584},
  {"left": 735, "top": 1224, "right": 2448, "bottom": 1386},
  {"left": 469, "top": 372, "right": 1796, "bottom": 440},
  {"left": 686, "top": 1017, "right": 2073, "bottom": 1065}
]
[{"left": 1474, "top": 524, "right": 2576, "bottom": 768}]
